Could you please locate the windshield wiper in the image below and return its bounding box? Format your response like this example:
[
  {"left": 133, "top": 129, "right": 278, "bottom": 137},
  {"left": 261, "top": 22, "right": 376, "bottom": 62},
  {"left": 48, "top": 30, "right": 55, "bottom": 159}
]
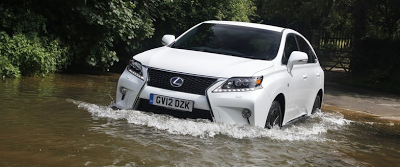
[
  {"left": 185, "top": 47, "right": 214, "bottom": 53},
  {"left": 182, "top": 47, "right": 256, "bottom": 59}
]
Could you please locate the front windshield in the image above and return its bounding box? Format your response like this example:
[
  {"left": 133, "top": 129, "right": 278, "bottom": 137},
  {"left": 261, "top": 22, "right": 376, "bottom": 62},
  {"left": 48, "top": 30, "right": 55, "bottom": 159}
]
[{"left": 171, "top": 23, "right": 282, "bottom": 60}]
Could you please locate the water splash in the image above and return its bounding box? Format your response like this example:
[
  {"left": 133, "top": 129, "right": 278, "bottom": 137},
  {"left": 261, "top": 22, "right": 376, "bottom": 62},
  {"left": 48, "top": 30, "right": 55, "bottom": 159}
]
[{"left": 69, "top": 99, "right": 351, "bottom": 141}]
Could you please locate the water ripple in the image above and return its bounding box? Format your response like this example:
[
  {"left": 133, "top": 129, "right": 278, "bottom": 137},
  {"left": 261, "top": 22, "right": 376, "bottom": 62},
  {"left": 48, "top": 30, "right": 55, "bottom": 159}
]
[{"left": 69, "top": 99, "right": 351, "bottom": 141}]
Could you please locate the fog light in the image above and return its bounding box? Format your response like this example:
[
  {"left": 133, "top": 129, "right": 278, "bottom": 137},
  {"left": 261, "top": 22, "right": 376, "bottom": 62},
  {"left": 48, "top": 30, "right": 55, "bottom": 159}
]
[
  {"left": 120, "top": 87, "right": 127, "bottom": 95},
  {"left": 242, "top": 108, "right": 251, "bottom": 118}
]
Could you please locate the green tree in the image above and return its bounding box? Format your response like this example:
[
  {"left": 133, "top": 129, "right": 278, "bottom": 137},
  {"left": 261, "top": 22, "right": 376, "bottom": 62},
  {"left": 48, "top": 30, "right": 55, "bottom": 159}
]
[
  {"left": 146, "top": 0, "right": 255, "bottom": 50},
  {"left": 0, "top": 2, "right": 70, "bottom": 77},
  {"left": 255, "top": 0, "right": 353, "bottom": 32},
  {"left": 367, "top": 0, "right": 400, "bottom": 39},
  {"left": 32, "top": 0, "right": 156, "bottom": 69}
]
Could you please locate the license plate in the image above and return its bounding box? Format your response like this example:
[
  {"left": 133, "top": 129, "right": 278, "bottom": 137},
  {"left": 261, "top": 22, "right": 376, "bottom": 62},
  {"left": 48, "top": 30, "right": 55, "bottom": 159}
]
[{"left": 149, "top": 94, "right": 194, "bottom": 112}]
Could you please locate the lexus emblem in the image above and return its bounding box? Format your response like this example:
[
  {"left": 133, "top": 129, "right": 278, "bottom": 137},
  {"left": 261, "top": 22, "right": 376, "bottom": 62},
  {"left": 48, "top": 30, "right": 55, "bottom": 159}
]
[{"left": 170, "top": 77, "right": 184, "bottom": 87}]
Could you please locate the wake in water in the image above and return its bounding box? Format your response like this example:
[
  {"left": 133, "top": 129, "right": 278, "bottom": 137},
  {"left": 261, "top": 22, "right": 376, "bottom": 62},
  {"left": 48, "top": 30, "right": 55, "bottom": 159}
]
[{"left": 68, "top": 99, "right": 352, "bottom": 141}]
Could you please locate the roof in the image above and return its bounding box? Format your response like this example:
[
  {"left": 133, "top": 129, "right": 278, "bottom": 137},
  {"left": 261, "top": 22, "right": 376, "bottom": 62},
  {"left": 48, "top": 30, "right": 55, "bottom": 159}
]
[{"left": 203, "top": 20, "right": 286, "bottom": 32}]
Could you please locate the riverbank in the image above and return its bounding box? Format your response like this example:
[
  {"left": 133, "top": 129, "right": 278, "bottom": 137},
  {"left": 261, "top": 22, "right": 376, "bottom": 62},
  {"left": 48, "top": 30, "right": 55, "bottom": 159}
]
[{"left": 323, "top": 72, "right": 400, "bottom": 123}]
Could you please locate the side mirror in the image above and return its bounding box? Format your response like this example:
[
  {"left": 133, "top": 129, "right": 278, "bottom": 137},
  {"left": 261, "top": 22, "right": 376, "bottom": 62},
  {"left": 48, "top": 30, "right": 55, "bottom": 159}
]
[
  {"left": 287, "top": 51, "right": 308, "bottom": 74},
  {"left": 161, "top": 35, "right": 175, "bottom": 46}
]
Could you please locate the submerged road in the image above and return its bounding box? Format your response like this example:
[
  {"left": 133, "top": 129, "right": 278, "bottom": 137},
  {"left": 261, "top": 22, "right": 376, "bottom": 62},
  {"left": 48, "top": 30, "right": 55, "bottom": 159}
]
[
  {"left": 323, "top": 72, "right": 400, "bottom": 122},
  {"left": 0, "top": 73, "right": 399, "bottom": 166}
]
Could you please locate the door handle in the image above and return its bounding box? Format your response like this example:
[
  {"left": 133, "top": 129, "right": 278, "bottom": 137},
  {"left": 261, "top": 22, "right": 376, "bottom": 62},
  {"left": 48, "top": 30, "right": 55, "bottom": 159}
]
[
  {"left": 303, "top": 74, "right": 307, "bottom": 79},
  {"left": 316, "top": 72, "right": 321, "bottom": 78}
]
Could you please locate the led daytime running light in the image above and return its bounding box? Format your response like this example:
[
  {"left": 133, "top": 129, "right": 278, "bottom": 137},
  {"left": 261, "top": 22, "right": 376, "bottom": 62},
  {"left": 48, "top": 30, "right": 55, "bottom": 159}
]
[{"left": 213, "top": 76, "right": 263, "bottom": 93}]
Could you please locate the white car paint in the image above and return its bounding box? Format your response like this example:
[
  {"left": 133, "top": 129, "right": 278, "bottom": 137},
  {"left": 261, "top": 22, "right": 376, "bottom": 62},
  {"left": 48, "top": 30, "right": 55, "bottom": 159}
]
[
  {"left": 134, "top": 47, "right": 274, "bottom": 78},
  {"left": 112, "top": 21, "right": 324, "bottom": 128}
]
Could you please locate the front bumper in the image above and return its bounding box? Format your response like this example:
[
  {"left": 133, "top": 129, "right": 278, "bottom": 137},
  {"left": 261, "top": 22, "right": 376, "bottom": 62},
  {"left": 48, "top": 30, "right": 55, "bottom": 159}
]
[{"left": 114, "top": 68, "right": 272, "bottom": 127}]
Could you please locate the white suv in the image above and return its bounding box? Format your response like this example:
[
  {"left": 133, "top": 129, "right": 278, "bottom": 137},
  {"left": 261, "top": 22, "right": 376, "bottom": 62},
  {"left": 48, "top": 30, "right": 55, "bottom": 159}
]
[{"left": 112, "top": 21, "right": 324, "bottom": 128}]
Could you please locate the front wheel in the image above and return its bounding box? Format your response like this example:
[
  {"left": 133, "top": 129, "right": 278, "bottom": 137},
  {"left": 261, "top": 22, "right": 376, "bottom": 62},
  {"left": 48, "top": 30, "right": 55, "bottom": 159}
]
[{"left": 265, "top": 101, "right": 283, "bottom": 129}]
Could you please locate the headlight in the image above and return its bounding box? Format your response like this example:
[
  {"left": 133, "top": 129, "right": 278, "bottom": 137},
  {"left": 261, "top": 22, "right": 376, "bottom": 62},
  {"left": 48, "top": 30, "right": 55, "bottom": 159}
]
[
  {"left": 212, "top": 76, "right": 263, "bottom": 93},
  {"left": 127, "top": 58, "right": 144, "bottom": 80}
]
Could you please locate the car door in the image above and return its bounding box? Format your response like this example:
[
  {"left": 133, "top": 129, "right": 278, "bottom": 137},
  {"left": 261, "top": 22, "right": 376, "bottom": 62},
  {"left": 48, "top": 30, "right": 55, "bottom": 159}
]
[
  {"left": 282, "top": 34, "right": 308, "bottom": 119},
  {"left": 296, "top": 35, "right": 322, "bottom": 114}
]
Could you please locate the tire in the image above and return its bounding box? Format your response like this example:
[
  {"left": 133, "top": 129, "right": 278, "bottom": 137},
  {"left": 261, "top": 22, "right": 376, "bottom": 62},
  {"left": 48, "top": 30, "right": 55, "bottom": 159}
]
[
  {"left": 311, "top": 95, "right": 321, "bottom": 114},
  {"left": 265, "top": 101, "right": 283, "bottom": 129}
]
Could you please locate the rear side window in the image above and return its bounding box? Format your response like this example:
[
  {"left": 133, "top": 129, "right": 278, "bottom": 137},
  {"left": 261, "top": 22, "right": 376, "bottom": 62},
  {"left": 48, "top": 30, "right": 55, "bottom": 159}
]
[
  {"left": 282, "top": 35, "right": 299, "bottom": 65},
  {"left": 296, "top": 35, "right": 317, "bottom": 63}
]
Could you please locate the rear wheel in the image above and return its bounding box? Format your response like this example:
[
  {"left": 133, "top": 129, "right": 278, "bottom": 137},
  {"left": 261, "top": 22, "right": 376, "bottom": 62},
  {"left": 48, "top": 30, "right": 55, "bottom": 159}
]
[
  {"left": 265, "top": 101, "right": 282, "bottom": 129},
  {"left": 311, "top": 95, "right": 321, "bottom": 114}
]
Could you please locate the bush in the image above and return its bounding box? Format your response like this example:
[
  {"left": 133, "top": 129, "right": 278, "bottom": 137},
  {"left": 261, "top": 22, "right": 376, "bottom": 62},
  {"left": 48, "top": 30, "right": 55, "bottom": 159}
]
[
  {"left": 0, "top": 31, "right": 70, "bottom": 77},
  {"left": 1, "top": 0, "right": 156, "bottom": 73},
  {"left": 1, "top": 0, "right": 259, "bottom": 76},
  {"left": 350, "top": 38, "right": 400, "bottom": 87},
  {"left": 0, "top": 54, "right": 20, "bottom": 77}
]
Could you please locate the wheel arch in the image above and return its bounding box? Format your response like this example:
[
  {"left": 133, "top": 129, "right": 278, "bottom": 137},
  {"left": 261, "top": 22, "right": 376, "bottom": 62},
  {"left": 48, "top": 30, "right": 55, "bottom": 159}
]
[
  {"left": 274, "top": 93, "right": 285, "bottom": 124},
  {"left": 317, "top": 89, "right": 323, "bottom": 106}
]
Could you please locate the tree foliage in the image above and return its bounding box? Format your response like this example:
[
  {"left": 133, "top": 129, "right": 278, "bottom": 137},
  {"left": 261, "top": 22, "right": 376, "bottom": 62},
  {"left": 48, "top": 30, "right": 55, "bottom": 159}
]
[
  {"left": 0, "top": 0, "right": 399, "bottom": 80},
  {"left": 255, "top": 0, "right": 400, "bottom": 38},
  {"left": 145, "top": 0, "right": 255, "bottom": 50},
  {"left": 0, "top": 0, "right": 255, "bottom": 77},
  {"left": 0, "top": 3, "right": 70, "bottom": 77},
  {"left": 30, "top": 0, "right": 156, "bottom": 69},
  {"left": 366, "top": 0, "right": 400, "bottom": 38}
]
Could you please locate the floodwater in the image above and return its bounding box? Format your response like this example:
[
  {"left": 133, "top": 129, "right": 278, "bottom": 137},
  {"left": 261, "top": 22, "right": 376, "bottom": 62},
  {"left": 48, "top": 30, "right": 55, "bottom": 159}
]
[{"left": 0, "top": 74, "right": 399, "bottom": 167}]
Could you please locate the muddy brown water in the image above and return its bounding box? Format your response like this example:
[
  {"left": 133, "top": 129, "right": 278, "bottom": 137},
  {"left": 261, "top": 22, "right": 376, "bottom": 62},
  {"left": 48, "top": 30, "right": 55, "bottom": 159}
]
[{"left": 0, "top": 74, "right": 399, "bottom": 167}]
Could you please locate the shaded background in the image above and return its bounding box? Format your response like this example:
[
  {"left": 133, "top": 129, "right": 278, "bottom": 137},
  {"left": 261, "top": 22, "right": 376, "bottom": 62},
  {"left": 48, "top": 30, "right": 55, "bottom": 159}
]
[{"left": 1, "top": 0, "right": 400, "bottom": 92}]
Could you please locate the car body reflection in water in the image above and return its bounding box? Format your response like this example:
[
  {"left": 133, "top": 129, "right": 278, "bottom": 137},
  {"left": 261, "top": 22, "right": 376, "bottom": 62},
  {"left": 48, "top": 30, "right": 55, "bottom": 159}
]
[{"left": 0, "top": 74, "right": 399, "bottom": 166}]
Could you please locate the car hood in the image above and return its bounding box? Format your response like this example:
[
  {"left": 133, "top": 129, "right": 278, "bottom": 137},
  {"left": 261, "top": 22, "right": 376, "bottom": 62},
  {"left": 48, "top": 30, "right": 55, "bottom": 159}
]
[{"left": 134, "top": 47, "right": 274, "bottom": 78}]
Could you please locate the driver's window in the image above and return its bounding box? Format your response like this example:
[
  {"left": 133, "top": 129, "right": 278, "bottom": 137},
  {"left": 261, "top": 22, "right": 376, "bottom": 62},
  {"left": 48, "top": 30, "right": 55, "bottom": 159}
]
[{"left": 282, "top": 35, "right": 299, "bottom": 65}]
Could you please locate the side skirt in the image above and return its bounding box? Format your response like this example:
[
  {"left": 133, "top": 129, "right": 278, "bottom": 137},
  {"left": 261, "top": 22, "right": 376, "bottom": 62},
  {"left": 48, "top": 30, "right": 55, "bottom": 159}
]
[{"left": 281, "top": 114, "right": 309, "bottom": 129}]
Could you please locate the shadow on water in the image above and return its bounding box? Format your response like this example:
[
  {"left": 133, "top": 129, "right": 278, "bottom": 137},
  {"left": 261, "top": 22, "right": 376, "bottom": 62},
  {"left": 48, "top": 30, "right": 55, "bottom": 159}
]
[{"left": 1, "top": 74, "right": 399, "bottom": 166}]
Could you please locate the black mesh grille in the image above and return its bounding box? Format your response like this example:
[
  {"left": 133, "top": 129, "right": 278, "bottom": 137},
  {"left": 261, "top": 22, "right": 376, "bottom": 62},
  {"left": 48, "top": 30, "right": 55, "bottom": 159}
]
[
  {"left": 147, "top": 68, "right": 218, "bottom": 95},
  {"left": 137, "top": 99, "right": 213, "bottom": 121}
]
